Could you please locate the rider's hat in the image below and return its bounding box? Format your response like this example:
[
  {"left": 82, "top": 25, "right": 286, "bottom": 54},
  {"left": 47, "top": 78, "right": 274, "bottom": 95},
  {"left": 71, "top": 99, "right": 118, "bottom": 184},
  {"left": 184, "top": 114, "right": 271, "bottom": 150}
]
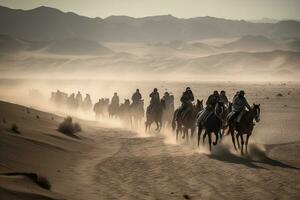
[{"left": 239, "top": 90, "right": 245, "bottom": 95}]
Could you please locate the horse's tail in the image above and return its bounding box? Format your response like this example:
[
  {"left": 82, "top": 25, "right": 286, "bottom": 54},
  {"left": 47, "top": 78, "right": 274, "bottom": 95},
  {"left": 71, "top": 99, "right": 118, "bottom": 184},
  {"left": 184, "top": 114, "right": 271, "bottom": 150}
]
[{"left": 172, "top": 109, "right": 177, "bottom": 131}]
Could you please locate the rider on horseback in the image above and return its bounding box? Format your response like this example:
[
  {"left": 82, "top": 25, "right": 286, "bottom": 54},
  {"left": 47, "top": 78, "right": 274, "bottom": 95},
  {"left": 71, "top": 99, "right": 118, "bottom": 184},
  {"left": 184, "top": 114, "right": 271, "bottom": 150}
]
[
  {"left": 163, "top": 91, "right": 175, "bottom": 109},
  {"left": 219, "top": 90, "right": 229, "bottom": 108},
  {"left": 149, "top": 88, "right": 160, "bottom": 106},
  {"left": 111, "top": 92, "right": 120, "bottom": 107},
  {"left": 176, "top": 87, "right": 194, "bottom": 120},
  {"left": 198, "top": 90, "right": 219, "bottom": 124},
  {"left": 132, "top": 89, "right": 142, "bottom": 107},
  {"left": 228, "top": 90, "right": 251, "bottom": 124}
]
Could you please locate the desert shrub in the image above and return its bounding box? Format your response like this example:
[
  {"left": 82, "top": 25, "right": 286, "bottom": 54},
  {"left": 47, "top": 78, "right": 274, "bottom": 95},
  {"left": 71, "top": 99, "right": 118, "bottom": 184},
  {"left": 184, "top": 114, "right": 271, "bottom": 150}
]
[
  {"left": 1, "top": 172, "right": 51, "bottom": 190},
  {"left": 276, "top": 93, "right": 283, "bottom": 97},
  {"left": 37, "top": 175, "right": 51, "bottom": 190},
  {"left": 2, "top": 118, "right": 6, "bottom": 123},
  {"left": 58, "top": 116, "right": 81, "bottom": 134},
  {"left": 36, "top": 115, "right": 40, "bottom": 119},
  {"left": 51, "top": 117, "right": 54, "bottom": 120},
  {"left": 11, "top": 123, "right": 20, "bottom": 134}
]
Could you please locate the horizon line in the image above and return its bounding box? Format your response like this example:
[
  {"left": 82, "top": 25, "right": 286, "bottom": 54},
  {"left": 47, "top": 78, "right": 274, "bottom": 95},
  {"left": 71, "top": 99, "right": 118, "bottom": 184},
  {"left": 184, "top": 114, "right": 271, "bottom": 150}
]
[{"left": 1, "top": 4, "right": 300, "bottom": 22}]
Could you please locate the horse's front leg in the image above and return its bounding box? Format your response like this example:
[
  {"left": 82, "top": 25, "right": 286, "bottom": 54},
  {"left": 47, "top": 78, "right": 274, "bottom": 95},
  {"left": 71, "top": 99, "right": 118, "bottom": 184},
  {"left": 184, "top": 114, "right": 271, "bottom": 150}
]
[
  {"left": 155, "top": 121, "right": 159, "bottom": 131},
  {"left": 245, "top": 134, "right": 250, "bottom": 154},
  {"left": 230, "top": 128, "right": 237, "bottom": 151},
  {"left": 203, "top": 131, "right": 207, "bottom": 144},
  {"left": 236, "top": 133, "right": 241, "bottom": 150},
  {"left": 208, "top": 132, "right": 212, "bottom": 151},
  {"left": 197, "top": 125, "right": 202, "bottom": 147},
  {"left": 240, "top": 133, "right": 244, "bottom": 155},
  {"left": 191, "top": 127, "right": 195, "bottom": 139},
  {"left": 213, "top": 131, "right": 218, "bottom": 146}
]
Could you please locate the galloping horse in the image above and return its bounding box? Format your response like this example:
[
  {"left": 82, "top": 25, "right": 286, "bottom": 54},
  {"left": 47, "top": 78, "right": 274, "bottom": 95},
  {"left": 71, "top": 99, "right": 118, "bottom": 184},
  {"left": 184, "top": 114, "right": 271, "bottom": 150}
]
[
  {"left": 145, "top": 99, "right": 166, "bottom": 132},
  {"left": 130, "top": 100, "right": 144, "bottom": 128},
  {"left": 172, "top": 99, "right": 203, "bottom": 141},
  {"left": 197, "top": 102, "right": 223, "bottom": 151},
  {"left": 228, "top": 104, "right": 261, "bottom": 155},
  {"left": 220, "top": 102, "right": 232, "bottom": 138}
]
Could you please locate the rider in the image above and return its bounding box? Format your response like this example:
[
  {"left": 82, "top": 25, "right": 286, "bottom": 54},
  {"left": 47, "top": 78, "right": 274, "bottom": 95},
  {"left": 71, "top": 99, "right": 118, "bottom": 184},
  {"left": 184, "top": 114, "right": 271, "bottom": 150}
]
[
  {"left": 198, "top": 90, "right": 219, "bottom": 123},
  {"left": 176, "top": 87, "right": 194, "bottom": 119},
  {"left": 111, "top": 92, "right": 120, "bottom": 106},
  {"left": 163, "top": 91, "right": 175, "bottom": 109},
  {"left": 132, "top": 89, "right": 142, "bottom": 106},
  {"left": 228, "top": 90, "right": 251, "bottom": 124},
  {"left": 148, "top": 88, "right": 160, "bottom": 112},
  {"left": 219, "top": 90, "right": 229, "bottom": 108},
  {"left": 76, "top": 91, "right": 83, "bottom": 107}
]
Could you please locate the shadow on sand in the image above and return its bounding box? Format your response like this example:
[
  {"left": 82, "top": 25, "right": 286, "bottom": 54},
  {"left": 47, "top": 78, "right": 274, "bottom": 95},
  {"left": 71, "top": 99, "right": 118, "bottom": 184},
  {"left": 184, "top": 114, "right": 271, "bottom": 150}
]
[{"left": 207, "top": 143, "right": 300, "bottom": 170}]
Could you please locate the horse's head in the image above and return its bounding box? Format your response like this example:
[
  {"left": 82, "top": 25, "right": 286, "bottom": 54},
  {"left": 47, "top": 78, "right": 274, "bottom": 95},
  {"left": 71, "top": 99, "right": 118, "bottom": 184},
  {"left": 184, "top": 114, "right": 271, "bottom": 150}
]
[
  {"left": 215, "top": 101, "right": 224, "bottom": 116},
  {"left": 195, "top": 99, "right": 203, "bottom": 112},
  {"left": 252, "top": 103, "right": 261, "bottom": 122},
  {"left": 124, "top": 99, "right": 130, "bottom": 106}
]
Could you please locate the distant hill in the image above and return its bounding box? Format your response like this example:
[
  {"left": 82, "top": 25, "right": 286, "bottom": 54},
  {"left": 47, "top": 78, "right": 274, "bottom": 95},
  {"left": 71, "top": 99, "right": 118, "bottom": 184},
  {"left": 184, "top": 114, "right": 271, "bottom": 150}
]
[
  {"left": 46, "top": 38, "right": 112, "bottom": 55},
  {"left": 0, "top": 34, "right": 112, "bottom": 55},
  {"left": 1, "top": 6, "right": 300, "bottom": 42},
  {"left": 0, "top": 34, "right": 29, "bottom": 53},
  {"left": 223, "top": 35, "right": 280, "bottom": 51}
]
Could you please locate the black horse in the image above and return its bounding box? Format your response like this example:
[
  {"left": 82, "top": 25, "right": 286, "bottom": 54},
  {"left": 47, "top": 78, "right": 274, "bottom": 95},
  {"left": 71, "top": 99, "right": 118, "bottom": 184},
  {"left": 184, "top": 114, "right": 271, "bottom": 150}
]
[
  {"left": 227, "top": 104, "right": 261, "bottom": 155},
  {"left": 197, "top": 102, "right": 223, "bottom": 151},
  {"left": 172, "top": 99, "right": 203, "bottom": 142},
  {"left": 145, "top": 99, "right": 166, "bottom": 132}
]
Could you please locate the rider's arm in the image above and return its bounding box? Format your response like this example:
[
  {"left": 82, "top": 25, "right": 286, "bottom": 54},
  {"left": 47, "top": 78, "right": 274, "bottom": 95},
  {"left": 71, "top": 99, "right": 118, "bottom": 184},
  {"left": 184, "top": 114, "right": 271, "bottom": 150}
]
[{"left": 244, "top": 99, "right": 251, "bottom": 110}]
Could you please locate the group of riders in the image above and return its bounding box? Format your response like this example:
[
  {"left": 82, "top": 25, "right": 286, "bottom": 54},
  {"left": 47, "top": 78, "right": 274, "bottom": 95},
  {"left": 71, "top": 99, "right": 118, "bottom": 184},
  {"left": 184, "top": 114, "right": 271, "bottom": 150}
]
[
  {"left": 51, "top": 87, "right": 253, "bottom": 127},
  {"left": 51, "top": 90, "right": 93, "bottom": 111},
  {"left": 51, "top": 87, "right": 260, "bottom": 154}
]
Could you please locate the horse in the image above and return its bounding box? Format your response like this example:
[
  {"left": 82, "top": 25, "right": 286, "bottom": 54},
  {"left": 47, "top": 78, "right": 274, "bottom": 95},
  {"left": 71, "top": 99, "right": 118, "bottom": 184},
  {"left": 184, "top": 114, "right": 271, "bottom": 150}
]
[
  {"left": 218, "top": 102, "right": 232, "bottom": 139},
  {"left": 145, "top": 99, "right": 166, "bottom": 132},
  {"left": 108, "top": 103, "right": 119, "bottom": 118},
  {"left": 172, "top": 99, "right": 203, "bottom": 142},
  {"left": 130, "top": 100, "right": 144, "bottom": 129},
  {"left": 119, "top": 99, "right": 132, "bottom": 126},
  {"left": 228, "top": 104, "right": 261, "bottom": 155},
  {"left": 93, "top": 98, "right": 108, "bottom": 120},
  {"left": 197, "top": 102, "right": 223, "bottom": 151},
  {"left": 162, "top": 101, "right": 175, "bottom": 128}
]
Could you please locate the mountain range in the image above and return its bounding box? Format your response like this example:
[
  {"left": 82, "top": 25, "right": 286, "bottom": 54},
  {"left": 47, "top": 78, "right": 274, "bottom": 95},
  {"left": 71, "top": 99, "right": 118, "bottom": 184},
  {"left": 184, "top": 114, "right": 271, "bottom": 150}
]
[{"left": 1, "top": 6, "right": 300, "bottom": 42}]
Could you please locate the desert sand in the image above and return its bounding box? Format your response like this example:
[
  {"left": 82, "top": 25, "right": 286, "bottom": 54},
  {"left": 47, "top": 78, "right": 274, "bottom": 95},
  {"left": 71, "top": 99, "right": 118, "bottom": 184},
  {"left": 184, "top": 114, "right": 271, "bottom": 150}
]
[{"left": 0, "top": 81, "right": 300, "bottom": 200}]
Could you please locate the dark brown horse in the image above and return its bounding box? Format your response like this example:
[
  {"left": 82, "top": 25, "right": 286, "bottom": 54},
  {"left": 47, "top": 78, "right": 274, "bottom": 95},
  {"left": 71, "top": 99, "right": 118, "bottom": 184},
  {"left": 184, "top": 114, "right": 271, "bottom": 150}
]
[
  {"left": 172, "top": 99, "right": 203, "bottom": 141},
  {"left": 197, "top": 102, "right": 223, "bottom": 151},
  {"left": 228, "top": 104, "right": 261, "bottom": 155},
  {"left": 145, "top": 99, "right": 165, "bottom": 132}
]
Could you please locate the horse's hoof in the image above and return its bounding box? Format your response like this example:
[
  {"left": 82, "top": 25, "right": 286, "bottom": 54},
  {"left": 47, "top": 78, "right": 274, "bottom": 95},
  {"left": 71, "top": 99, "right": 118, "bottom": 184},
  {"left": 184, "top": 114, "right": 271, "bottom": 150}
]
[{"left": 213, "top": 142, "right": 217, "bottom": 146}]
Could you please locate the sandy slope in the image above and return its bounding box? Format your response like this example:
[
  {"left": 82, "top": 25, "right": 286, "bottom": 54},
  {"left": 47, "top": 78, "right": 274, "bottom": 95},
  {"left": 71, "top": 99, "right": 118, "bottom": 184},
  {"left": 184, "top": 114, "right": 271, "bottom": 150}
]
[{"left": 0, "top": 100, "right": 300, "bottom": 200}]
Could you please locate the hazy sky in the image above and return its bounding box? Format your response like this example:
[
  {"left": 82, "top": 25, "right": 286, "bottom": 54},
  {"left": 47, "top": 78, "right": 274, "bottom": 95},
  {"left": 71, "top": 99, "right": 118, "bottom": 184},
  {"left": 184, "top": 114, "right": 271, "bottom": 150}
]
[{"left": 1, "top": 0, "right": 300, "bottom": 20}]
